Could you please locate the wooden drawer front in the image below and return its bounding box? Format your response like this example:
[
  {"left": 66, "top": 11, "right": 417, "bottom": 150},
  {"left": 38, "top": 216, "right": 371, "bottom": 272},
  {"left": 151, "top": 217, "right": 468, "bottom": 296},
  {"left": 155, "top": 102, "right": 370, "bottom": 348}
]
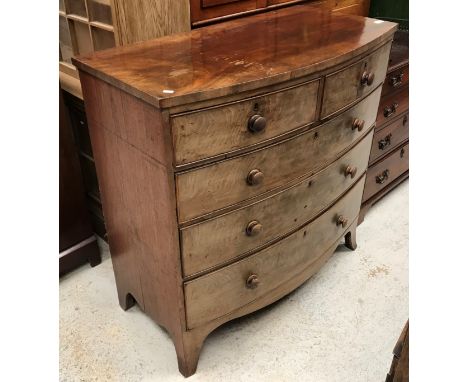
[
  {"left": 382, "top": 64, "right": 409, "bottom": 97},
  {"left": 177, "top": 87, "right": 381, "bottom": 223},
  {"left": 376, "top": 86, "right": 408, "bottom": 127},
  {"left": 321, "top": 42, "right": 391, "bottom": 118},
  {"left": 184, "top": 176, "right": 366, "bottom": 329},
  {"left": 363, "top": 142, "right": 409, "bottom": 202},
  {"left": 181, "top": 131, "right": 373, "bottom": 277},
  {"left": 172, "top": 80, "right": 320, "bottom": 165},
  {"left": 370, "top": 113, "right": 408, "bottom": 164}
]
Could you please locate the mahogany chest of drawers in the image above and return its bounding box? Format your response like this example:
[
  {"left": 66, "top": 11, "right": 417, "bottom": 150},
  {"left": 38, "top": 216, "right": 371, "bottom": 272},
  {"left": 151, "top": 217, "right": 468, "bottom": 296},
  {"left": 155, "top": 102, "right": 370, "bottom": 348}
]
[
  {"left": 360, "top": 30, "right": 409, "bottom": 222},
  {"left": 73, "top": 4, "right": 396, "bottom": 377}
]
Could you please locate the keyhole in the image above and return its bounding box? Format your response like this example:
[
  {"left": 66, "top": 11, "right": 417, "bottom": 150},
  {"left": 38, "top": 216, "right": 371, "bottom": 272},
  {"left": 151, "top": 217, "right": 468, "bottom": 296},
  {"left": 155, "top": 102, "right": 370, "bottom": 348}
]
[{"left": 253, "top": 103, "right": 259, "bottom": 112}]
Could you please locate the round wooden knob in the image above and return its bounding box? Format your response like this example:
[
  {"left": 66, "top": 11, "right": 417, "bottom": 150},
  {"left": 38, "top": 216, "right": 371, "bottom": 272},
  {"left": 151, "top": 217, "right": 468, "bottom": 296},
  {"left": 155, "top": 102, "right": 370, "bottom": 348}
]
[
  {"left": 246, "top": 274, "right": 259, "bottom": 289},
  {"left": 246, "top": 169, "right": 264, "bottom": 186},
  {"left": 336, "top": 215, "right": 348, "bottom": 228},
  {"left": 248, "top": 115, "right": 267, "bottom": 133},
  {"left": 361, "top": 71, "right": 375, "bottom": 86},
  {"left": 246, "top": 220, "right": 262, "bottom": 236},
  {"left": 345, "top": 165, "right": 357, "bottom": 179},
  {"left": 352, "top": 118, "right": 365, "bottom": 131}
]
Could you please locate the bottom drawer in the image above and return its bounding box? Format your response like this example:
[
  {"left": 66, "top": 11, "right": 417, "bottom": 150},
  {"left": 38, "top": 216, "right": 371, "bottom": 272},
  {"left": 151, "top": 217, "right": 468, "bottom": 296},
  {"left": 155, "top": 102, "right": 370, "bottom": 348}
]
[
  {"left": 184, "top": 176, "right": 366, "bottom": 329},
  {"left": 363, "top": 142, "right": 409, "bottom": 202}
]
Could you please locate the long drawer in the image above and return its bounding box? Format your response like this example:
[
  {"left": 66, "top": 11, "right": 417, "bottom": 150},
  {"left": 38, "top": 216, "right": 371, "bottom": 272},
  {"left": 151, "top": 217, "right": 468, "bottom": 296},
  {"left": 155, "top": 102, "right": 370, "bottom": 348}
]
[
  {"left": 171, "top": 80, "right": 320, "bottom": 165},
  {"left": 363, "top": 142, "right": 409, "bottom": 202},
  {"left": 321, "top": 42, "right": 391, "bottom": 118},
  {"left": 369, "top": 112, "right": 408, "bottom": 164},
  {"left": 180, "top": 130, "right": 373, "bottom": 277},
  {"left": 177, "top": 86, "right": 381, "bottom": 223},
  {"left": 376, "top": 85, "right": 408, "bottom": 127},
  {"left": 184, "top": 176, "right": 366, "bottom": 329}
]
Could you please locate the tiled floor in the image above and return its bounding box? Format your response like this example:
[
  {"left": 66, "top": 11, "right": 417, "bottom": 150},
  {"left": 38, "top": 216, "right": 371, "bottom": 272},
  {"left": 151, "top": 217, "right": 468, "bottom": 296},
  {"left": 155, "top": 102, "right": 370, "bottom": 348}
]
[{"left": 60, "top": 180, "right": 408, "bottom": 382}]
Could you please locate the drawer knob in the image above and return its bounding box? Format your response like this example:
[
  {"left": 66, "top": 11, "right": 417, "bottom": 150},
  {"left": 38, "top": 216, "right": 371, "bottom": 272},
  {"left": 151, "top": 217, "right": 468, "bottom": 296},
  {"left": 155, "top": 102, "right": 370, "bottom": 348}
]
[
  {"left": 246, "top": 169, "right": 264, "bottom": 186},
  {"left": 390, "top": 72, "right": 404, "bottom": 87},
  {"left": 352, "top": 118, "right": 365, "bottom": 131},
  {"left": 246, "top": 220, "right": 262, "bottom": 236},
  {"left": 378, "top": 134, "right": 392, "bottom": 150},
  {"left": 361, "top": 71, "right": 375, "bottom": 86},
  {"left": 248, "top": 114, "right": 267, "bottom": 133},
  {"left": 246, "top": 274, "right": 260, "bottom": 289},
  {"left": 345, "top": 165, "right": 357, "bottom": 178},
  {"left": 336, "top": 215, "right": 348, "bottom": 228},
  {"left": 376, "top": 169, "right": 390, "bottom": 184},
  {"left": 384, "top": 102, "right": 399, "bottom": 118}
]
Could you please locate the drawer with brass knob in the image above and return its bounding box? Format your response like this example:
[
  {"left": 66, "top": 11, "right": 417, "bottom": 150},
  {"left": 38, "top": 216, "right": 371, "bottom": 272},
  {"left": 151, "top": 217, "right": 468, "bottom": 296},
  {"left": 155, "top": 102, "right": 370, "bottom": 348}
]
[
  {"left": 171, "top": 80, "right": 320, "bottom": 166},
  {"left": 180, "top": 131, "right": 373, "bottom": 277},
  {"left": 176, "top": 87, "right": 381, "bottom": 223},
  {"left": 184, "top": 176, "right": 366, "bottom": 329}
]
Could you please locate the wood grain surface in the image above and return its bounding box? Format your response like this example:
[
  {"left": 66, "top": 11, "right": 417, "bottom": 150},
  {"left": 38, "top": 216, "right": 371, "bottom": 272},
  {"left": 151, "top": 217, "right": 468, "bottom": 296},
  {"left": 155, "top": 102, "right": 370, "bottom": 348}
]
[
  {"left": 172, "top": 80, "right": 319, "bottom": 165},
  {"left": 180, "top": 130, "right": 373, "bottom": 277},
  {"left": 176, "top": 86, "right": 381, "bottom": 223},
  {"left": 111, "top": 0, "right": 190, "bottom": 45},
  {"left": 73, "top": 3, "right": 396, "bottom": 108},
  {"left": 184, "top": 176, "right": 366, "bottom": 329},
  {"left": 321, "top": 42, "right": 391, "bottom": 118}
]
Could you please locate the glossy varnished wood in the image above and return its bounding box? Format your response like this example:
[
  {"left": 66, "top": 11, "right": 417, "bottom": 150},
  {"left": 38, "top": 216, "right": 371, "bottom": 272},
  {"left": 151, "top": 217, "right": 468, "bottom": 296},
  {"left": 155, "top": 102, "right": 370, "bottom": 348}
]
[
  {"left": 176, "top": 87, "right": 381, "bottom": 223},
  {"left": 180, "top": 130, "right": 373, "bottom": 277},
  {"left": 184, "top": 176, "right": 366, "bottom": 329},
  {"left": 171, "top": 80, "right": 319, "bottom": 165},
  {"left": 73, "top": 3, "right": 396, "bottom": 108}
]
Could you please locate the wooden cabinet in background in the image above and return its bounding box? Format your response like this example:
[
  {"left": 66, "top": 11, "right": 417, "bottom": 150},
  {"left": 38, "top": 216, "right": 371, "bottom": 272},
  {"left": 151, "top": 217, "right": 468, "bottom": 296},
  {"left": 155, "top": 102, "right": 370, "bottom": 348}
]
[
  {"left": 359, "top": 30, "right": 409, "bottom": 223},
  {"left": 190, "top": 0, "right": 371, "bottom": 25},
  {"left": 60, "top": 88, "right": 101, "bottom": 276}
]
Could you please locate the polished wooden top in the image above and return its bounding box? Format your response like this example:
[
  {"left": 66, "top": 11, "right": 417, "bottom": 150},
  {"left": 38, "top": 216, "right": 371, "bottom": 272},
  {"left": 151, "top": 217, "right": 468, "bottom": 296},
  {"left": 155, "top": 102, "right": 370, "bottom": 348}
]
[{"left": 73, "top": 3, "right": 397, "bottom": 108}]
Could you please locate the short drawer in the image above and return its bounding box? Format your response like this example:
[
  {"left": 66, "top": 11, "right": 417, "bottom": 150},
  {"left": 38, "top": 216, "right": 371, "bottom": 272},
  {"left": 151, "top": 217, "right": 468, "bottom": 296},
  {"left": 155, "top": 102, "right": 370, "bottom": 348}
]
[
  {"left": 362, "top": 142, "right": 409, "bottom": 202},
  {"left": 171, "top": 80, "right": 320, "bottom": 165},
  {"left": 177, "top": 86, "right": 381, "bottom": 223},
  {"left": 321, "top": 42, "right": 391, "bottom": 118},
  {"left": 382, "top": 64, "right": 409, "bottom": 97},
  {"left": 369, "top": 112, "right": 408, "bottom": 164},
  {"left": 184, "top": 176, "right": 366, "bottom": 329},
  {"left": 376, "top": 86, "right": 408, "bottom": 127},
  {"left": 181, "top": 130, "right": 373, "bottom": 276}
]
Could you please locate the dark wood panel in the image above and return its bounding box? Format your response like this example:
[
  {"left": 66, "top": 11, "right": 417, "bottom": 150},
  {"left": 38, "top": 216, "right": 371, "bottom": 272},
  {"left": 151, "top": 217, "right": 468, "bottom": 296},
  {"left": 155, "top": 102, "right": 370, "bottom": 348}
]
[
  {"left": 73, "top": 4, "right": 397, "bottom": 109},
  {"left": 59, "top": 88, "right": 101, "bottom": 274}
]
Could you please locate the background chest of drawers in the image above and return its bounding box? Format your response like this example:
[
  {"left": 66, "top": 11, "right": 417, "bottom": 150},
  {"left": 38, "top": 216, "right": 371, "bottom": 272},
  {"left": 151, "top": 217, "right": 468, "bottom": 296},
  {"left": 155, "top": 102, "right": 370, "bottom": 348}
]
[
  {"left": 73, "top": 4, "right": 396, "bottom": 377},
  {"left": 359, "top": 30, "right": 409, "bottom": 223}
]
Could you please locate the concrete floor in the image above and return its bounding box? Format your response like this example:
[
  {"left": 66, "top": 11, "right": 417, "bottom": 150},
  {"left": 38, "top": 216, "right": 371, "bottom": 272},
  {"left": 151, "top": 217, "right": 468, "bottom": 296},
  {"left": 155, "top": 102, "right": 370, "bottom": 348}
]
[{"left": 60, "top": 180, "right": 408, "bottom": 382}]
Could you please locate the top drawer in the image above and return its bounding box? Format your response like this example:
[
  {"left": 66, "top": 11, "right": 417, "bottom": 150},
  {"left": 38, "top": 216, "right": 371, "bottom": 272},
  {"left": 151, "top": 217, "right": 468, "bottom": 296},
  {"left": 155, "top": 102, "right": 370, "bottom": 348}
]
[
  {"left": 171, "top": 80, "right": 320, "bottom": 165},
  {"left": 321, "top": 42, "right": 391, "bottom": 118}
]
